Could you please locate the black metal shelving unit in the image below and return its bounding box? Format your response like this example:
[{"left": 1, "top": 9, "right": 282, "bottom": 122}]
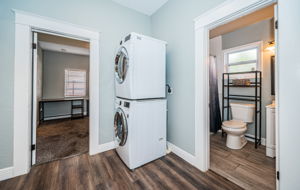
[
  {"left": 222, "top": 71, "right": 262, "bottom": 148},
  {"left": 71, "top": 99, "right": 84, "bottom": 119}
]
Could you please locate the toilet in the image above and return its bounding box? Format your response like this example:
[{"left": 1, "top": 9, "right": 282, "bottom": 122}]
[{"left": 222, "top": 103, "right": 255, "bottom": 149}]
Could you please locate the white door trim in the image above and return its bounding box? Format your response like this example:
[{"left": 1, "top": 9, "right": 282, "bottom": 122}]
[
  {"left": 12, "top": 10, "right": 104, "bottom": 178},
  {"left": 193, "top": 0, "right": 277, "bottom": 172}
]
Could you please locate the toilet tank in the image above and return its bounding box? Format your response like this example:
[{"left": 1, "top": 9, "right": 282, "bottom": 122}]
[{"left": 230, "top": 103, "right": 255, "bottom": 123}]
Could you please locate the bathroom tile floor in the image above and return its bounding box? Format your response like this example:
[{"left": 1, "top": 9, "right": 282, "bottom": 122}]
[{"left": 210, "top": 133, "right": 276, "bottom": 190}]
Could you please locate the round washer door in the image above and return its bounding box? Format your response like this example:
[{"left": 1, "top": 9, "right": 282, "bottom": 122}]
[
  {"left": 114, "top": 47, "right": 129, "bottom": 84},
  {"left": 114, "top": 107, "right": 128, "bottom": 146}
]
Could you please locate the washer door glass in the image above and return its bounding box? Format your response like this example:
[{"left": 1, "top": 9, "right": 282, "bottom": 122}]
[
  {"left": 114, "top": 47, "right": 129, "bottom": 84},
  {"left": 114, "top": 108, "right": 128, "bottom": 146}
]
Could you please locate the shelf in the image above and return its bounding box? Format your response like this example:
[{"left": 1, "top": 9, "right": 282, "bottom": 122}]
[
  {"left": 224, "top": 85, "right": 260, "bottom": 88},
  {"left": 224, "top": 97, "right": 260, "bottom": 102},
  {"left": 223, "top": 71, "right": 262, "bottom": 75},
  {"left": 222, "top": 70, "right": 262, "bottom": 149},
  {"left": 72, "top": 105, "right": 84, "bottom": 109}
]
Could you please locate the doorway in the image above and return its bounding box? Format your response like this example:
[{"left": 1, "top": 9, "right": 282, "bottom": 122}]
[
  {"left": 207, "top": 2, "right": 277, "bottom": 190},
  {"left": 194, "top": 0, "right": 279, "bottom": 189},
  {"left": 13, "top": 10, "right": 100, "bottom": 177},
  {"left": 32, "top": 32, "right": 90, "bottom": 165}
]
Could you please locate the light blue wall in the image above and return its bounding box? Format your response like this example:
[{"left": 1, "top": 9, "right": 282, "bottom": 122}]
[
  {"left": 0, "top": 0, "right": 151, "bottom": 169},
  {"left": 151, "top": 0, "right": 226, "bottom": 155}
]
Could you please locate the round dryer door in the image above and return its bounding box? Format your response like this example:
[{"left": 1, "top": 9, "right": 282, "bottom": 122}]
[
  {"left": 114, "top": 47, "right": 129, "bottom": 84},
  {"left": 114, "top": 108, "right": 128, "bottom": 146}
]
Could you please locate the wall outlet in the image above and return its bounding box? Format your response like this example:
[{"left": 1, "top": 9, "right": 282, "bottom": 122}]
[{"left": 166, "top": 84, "right": 173, "bottom": 94}]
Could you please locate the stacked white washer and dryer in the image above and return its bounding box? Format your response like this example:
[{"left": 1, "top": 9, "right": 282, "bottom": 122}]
[{"left": 114, "top": 32, "right": 167, "bottom": 170}]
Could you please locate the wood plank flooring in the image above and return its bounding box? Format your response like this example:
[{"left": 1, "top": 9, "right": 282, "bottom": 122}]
[
  {"left": 210, "top": 133, "right": 276, "bottom": 190},
  {"left": 0, "top": 150, "right": 242, "bottom": 190}
]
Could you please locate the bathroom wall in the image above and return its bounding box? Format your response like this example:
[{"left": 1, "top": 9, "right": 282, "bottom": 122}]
[
  {"left": 42, "top": 51, "right": 89, "bottom": 118},
  {"left": 151, "top": 0, "right": 226, "bottom": 155},
  {"left": 221, "top": 18, "right": 275, "bottom": 138},
  {"left": 0, "top": 0, "right": 151, "bottom": 169}
]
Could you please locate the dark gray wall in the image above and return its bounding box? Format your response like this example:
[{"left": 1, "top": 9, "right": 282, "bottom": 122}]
[
  {"left": 221, "top": 19, "right": 275, "bottom": 138},
  {"left": 42, "top": 51, "right": 89, "bottom": 118},
  {"left": 43, "top": 51, "right": 89, "bottom": 99}
]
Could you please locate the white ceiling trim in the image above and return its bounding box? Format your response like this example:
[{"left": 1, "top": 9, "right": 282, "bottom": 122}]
[
  {"left": 39, "top": 41, "right": 89, "bottom": 56},
  {"left": 111, "top": 0, "right": 168, "bottom": 15}
]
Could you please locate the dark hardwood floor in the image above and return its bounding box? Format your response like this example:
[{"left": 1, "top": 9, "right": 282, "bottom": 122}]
[
  {"left": 0, "top": 150, "right": 242, "bottom": 190},
  {"left": 210, "top": 133, "right": 276, "bottom": 190},
  {"left": 36, "top": 117, "right": 89, "bottom": 164}
]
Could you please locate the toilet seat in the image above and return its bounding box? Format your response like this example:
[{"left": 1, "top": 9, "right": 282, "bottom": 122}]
[
  {"left": 222, "top": 120, "right": 246, "bottom": 129},
  {"left": 222, "top": 120, "right": 248, "bottom": 149}
]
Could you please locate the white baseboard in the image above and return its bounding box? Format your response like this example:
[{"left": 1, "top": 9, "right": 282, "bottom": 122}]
[
  {"left": 245, "top": 133, "right": 266, "bottom": 146},
  {"left": 44, "top": 115, "right": 71, "bottom": 121},
  {"left": 90, "top": 141, "right": 116, "bottom": 155},
  {"left": 0, "top": 167, "right": 14, "bottom": 181},
  {"left": 167, "top": 142, "right": 198, "bottom": 168},
  {"left": 44, "top": 113, "right": 88, "bottom": 121}
]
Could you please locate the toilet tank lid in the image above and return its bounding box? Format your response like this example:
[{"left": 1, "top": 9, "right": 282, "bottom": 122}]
[
  {"left": 223, "top": 120, "right": 247, "bottom": 128},
  {"left": 230, "top": 102, "right": 255, "bottom": 108}
]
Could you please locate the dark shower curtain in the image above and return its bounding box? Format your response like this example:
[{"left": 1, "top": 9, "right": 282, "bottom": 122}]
[{"left": 209, "top": 56, "right": 222, "bottom": 133}]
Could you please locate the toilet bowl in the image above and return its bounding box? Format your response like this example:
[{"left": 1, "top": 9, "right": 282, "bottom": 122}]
[
  {"left": 222, "top": 103, "right": 255, "bottom": 149},
  {"left": 222, "top": 120, "right": 247, "bottom": 149}
]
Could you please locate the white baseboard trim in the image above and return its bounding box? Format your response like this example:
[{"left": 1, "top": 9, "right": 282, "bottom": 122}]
[
  {"left": 245, "top": 133, "right": 266, "bottom": 146},
  {"left": 44, "top": 113, "right": 89, "bottom": 121},
  {"left": 167, "top": 142, "right": 198, "bottom": 168},
  {"left": 90, "top": 141, "right": 116, "bottom": 155},
  {"left": 44, "top": 115, "right": 71, "bottom": 121},
  {"left": 0, "top": 167, "right": 14, "bottom": 181}
]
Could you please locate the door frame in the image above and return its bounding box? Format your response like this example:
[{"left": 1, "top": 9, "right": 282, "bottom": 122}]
[
  {"left": 193, "top": 0, "right": 277, "bottom": 178},
  {"left": 13, "top": 10, "right": 103, "bottom": 177}
]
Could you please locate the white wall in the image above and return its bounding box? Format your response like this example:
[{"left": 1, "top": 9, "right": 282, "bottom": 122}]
[{"left": 278, "top": 0, "right": 300, "bottom": 189}]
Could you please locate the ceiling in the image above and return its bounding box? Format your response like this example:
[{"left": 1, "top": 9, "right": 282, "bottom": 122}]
[
  {"left": 111, "top": 0, "right": 168, "bottom": 15},
  {"left": 38, "top": 33, "right": 89, "bottom": 55},
  {"left": 38, "top": 33, "right": 89, "bottom": 49},
  {"left": 210, "top": 4, "right": 274, "bottom": 38}
]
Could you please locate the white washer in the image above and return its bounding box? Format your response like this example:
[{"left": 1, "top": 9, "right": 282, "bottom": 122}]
[
  {"left": 114, "top": 97, "right": 167, "bottom": 170},
  {"left": 115, "top": 32, "right": 167, "bottom": 100}
]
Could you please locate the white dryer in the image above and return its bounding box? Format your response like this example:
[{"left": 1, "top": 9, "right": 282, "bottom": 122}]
[
  {"left": 115, "top": 33, "right": 167, "bottom": 100},
  {"left": 114, "top": 97, "right": 167, "bottom": 170}
]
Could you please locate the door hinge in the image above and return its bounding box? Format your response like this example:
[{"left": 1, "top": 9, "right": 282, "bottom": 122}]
[
  {"left": 277, "top": 171, "right": 280, "bottom": 180},
  {"left": 32, "top": 43, "right": 37, "bottom": 49},
  {"left": 31, "top": 144, "right": 36, "bottom": 151},
  {"left": 275, "top": 20, "right": 278, "bottom": 29}
]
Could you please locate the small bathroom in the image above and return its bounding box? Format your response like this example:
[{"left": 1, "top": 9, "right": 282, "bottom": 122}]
[{"left": 208, "top": 4, "right": 277, "bottom": 190}]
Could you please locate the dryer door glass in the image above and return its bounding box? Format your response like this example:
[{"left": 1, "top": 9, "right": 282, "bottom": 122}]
[
  {"left": 115, "top": 47, "right": 129, "bottom": 84},
  {"left": 114, "top": 108, "right": 128, "bottom": 146}
]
